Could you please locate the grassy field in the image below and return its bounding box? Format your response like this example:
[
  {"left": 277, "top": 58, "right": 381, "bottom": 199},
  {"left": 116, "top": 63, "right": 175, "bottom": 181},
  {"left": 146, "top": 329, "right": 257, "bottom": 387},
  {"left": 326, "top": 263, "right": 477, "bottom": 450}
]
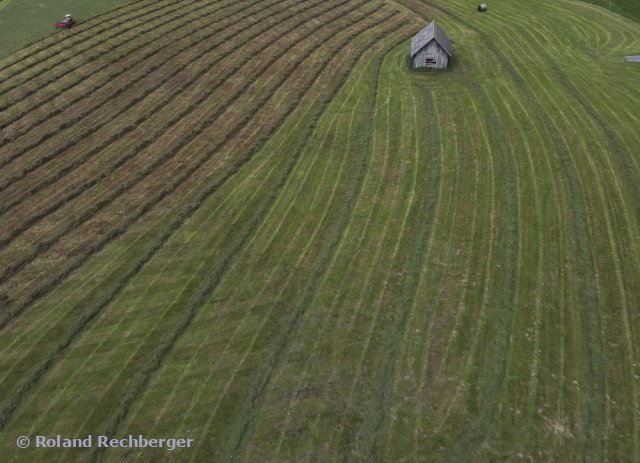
[
  {"left": 0, "top": 0, "right": 132, "bottom": 60},
  {"left": 0, "top": 0, "right": 639, "bottom": 461},
  {"left": 582, "top": 0, "right": 640, "bottom": 23}
]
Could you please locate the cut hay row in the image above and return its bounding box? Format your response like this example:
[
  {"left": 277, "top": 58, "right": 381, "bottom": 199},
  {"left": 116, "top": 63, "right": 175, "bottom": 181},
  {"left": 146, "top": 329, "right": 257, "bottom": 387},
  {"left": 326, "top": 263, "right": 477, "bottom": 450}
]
[
  {"left": 263, "top": 66, "right": 421, "bottom": 460},
  {"left": 0, "top": 0, "right": 259, "bottom": 149},
  {"left": 383, "top": 88, "right": 461, "bottom": 457},
  {"left": 0, "top": 0, "right": 315, "bottom": 233},
  {"left": 468, "top": 4, "right": 637, "bottom": 460},
  {"left": 0, "top": 1, "right": 250, "bottom": 134},
  {"left": 303, "top": 51, "right": 438, "bottom": 460},
  {"left": 0, "top": 0, "right": 190, "bottom": 90},
  {"left": 0, "top": 0, "right": 162, "bottom": 76},
  {"left": 481, "top": 79, "right": 547, "bottom": 454},
  {"left": 90, "top": 17, "right": 412, "bottom": 463},
  {"left": 0, "top": 0, "right": 362, "bottom": 292},
  {"left": 0, "top": 7, "right": 410, "bottom": 460},
  {"left": 462, "top": 83, "right": 519, "bottom": 458},
  {"left": 433, "top": 87, "right": 499, "bottom": 438},
  {"left": 0, "top": 0, "right": 380, "bottom": 370},
  {"left": 354, "top": 80, "right": 442, "bottom": 462},
  {"left": 0, "top": 0, "right": 392, "bottom": 416},
  {"left": 102, "top": 23, "right": 414, "bottom": 461},
  {"left": 1, "top": 0, "right": 639, "bottom": 460},
  {"left": 408, "top": 89, "right": 476, "bottom": 451}
]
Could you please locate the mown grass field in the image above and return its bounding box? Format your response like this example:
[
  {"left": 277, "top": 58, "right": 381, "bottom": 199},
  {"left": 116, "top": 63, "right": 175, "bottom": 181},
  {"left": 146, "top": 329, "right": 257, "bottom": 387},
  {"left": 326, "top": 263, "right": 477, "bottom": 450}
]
[
  {"left": 583, "top": 0, "right": 640, "bottom": 23},
  {"left": 0, "top": 0, "right": 130, "bottom": 60},
  {"left": 0, "top": 0, "right": 639, "bottom": 461}
]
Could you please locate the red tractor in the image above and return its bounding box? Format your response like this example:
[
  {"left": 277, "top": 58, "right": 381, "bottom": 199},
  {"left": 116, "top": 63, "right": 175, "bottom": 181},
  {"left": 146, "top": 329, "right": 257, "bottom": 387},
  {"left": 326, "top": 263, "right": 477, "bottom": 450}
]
[{"left": 55, "top": 14, "right": 76, "bottom": 29}]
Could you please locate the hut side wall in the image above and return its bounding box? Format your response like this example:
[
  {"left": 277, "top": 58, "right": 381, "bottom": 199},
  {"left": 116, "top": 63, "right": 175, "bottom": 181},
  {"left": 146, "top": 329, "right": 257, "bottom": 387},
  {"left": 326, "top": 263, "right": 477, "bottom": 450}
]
[{"left": 412, "top": 40, "right": 449, "bottom": 68}]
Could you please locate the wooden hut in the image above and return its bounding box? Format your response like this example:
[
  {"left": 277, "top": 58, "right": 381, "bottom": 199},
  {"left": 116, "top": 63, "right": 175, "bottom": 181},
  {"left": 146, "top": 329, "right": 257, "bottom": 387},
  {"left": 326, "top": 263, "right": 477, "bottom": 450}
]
[{"left": 410, "top": 21, "right": 453, "bottom": 69}]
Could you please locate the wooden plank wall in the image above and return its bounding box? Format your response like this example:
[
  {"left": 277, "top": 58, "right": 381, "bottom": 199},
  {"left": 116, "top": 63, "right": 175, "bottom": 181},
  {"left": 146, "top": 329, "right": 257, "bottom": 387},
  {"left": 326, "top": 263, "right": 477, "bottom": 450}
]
[{"left": 412, "top": 40, "right": 449, "bottom": 68}]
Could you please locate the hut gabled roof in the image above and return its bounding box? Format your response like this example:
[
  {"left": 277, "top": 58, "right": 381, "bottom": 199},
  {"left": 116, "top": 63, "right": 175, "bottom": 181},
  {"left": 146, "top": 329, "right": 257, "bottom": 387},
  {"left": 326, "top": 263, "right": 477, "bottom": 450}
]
[{"left": 410, "top": 21, "right": 453, "bottom": 57}]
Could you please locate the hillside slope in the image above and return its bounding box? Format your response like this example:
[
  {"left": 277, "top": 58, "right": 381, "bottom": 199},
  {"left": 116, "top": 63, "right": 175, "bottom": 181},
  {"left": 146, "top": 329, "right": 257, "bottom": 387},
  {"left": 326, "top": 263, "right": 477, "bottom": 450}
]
[
  {"left": 0, "top": 0, "right": 130, "bottom": 60},
  {"left": 0, "top": 0, "right": 639, "bottom": 461}
]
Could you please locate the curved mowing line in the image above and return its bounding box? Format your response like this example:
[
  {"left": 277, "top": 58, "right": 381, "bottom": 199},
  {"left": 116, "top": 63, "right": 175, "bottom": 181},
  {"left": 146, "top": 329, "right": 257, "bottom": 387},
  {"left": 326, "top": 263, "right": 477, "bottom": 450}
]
[
  {"left": 0, "top": 0, "right": 255, "bottom": 152},
  {"left": 85, "top": 22, "right": 406, "bottom": 462},
  {"left": 0, "top": 0, "right": 189, "bottom": 94},
  {"left": 0, "top": 0, "right": 306, "bottom": 232},
  {"left": 475, "top": 7, "right": 637, "bottom": 455},
  {"left": 476, "top": 3, "right": 640, "bottom": 219},
  {"left": 431, "top": 89, "right": 491, "bottom": 438},
  {"left": 49, "top": 3, "right": 381, "bottom": 440},
  {"left": 420, "top": 2, "right": 604, "bottom": 458},
  {"left": 153, "top": 27, "right": 407, "bottom": 457},
  {"left": 355, "top": 84, "right": 442, "bottom": 461},
  {"left": 194, "top": 85, "right": 362, "bottom": 463},
  {"left": 0, "top": 4, "right": 390, "bottom": 432},
  {"left": 409, "top": 90, "right": 462, "bottom": 452},
  {"left": 214, "top": 37, "right": 393, "bottom": 463},
  {"left": 0, "top": 0, "right": 356, "bottom": 286},
  {"left": 470, "top": 84, "right": 520, "bottom": 458},
  {"left": 0, "top": 0, "right": 365, "bottom": 349},
  {"left": 0, "top": 0, "right": 154, "bottom": 75},
  {"left": 382, "top": 75, "right": 452, "bottom": 460},
  {"left": 435, "top": 87, "right": 498, "bottom": 442},
  {"left": 216, "top": 37, "right": 375, "bottom": 462},
  {"left": 0, "top": 0, "right": 234, "bottom": 134},
  {"left": 0, "top": 0, "right": 360, "bottom": 333},
  {"left": 301, "top": 88, "right": 406, "bottom": 457},
  {"left": 283, "top": 62, "right": 406, "bottom": 459}
]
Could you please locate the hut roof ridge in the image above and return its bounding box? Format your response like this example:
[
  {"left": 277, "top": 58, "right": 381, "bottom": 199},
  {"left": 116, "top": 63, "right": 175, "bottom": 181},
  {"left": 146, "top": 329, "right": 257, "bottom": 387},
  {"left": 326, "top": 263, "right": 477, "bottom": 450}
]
[{"left": 410, "top": 21, "right": 453, "bottom": 57}]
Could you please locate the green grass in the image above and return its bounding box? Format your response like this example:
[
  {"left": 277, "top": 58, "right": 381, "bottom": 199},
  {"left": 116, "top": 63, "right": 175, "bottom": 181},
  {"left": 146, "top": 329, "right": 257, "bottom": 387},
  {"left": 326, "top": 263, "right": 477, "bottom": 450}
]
[
  {"left": 581, "top": 0, "right": 640, "bottom": 24},
  {"left": 0, "top": 0, "right": 639, "bottom": 461},
  {"left": 0, "top": 0, "right": 135, "bottom": 60}
]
